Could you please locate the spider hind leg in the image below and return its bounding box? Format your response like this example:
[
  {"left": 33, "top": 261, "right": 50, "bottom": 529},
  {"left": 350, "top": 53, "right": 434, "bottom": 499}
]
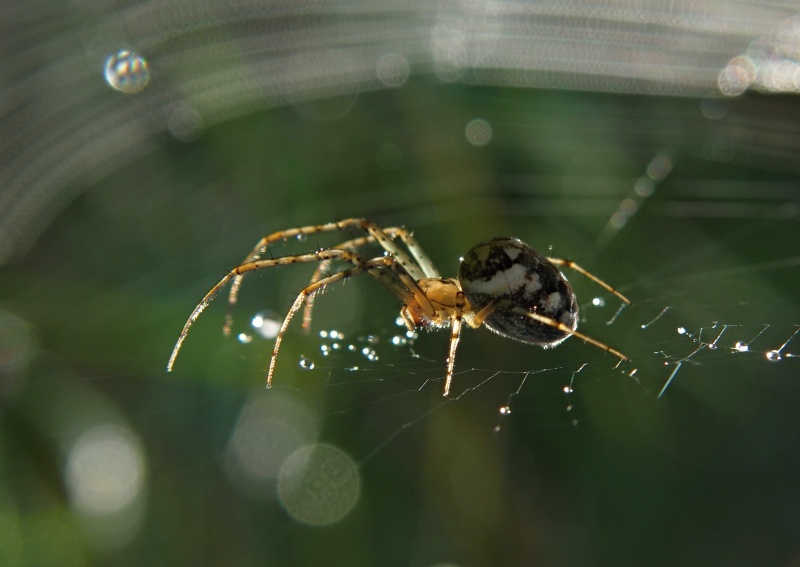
[{"left": 517, "top": 308, "right": 629, "bottom": 362}]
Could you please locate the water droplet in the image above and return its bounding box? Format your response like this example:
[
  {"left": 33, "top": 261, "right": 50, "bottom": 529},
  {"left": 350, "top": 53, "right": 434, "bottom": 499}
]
[
  {"left": 677, "top": 327, "right": 687, "bottom": 335},
  {"left": 391, "top": 335, "right": 407, "bottom": 346},
  {"left": 620, "top": 198, "right": 638, "bottom": 216},
  {"left": 329, "top": 330, "right": 343, "bottom": 340},
  {"left": 366, "top": 335, "right": 379, "bottom": 344},
  {"left": 167, "top": 104, "right": 203, "bottom": 141},
  {"left": 347, "top": 344, "right": 356, "bottom": 351},
  {"left": 277, "top": 443, "right": 360, "bottom": 525},
  {"left": 104, "top": 50, "right": 150, "bottom": 93},
  {"left": 734, "top": 341, "right": 749, "bottom": 352},
  {"left": 635, "top": 177, "right": 655, "bottom": 197},
  {"left": 237, "top": 333, "right": 253, "bottom": 344},
  {"left": 610, "top": 212, "right": 628, "bottom": 229},
  {"left": 319, "top": 330, "right": 328, "bottom": 339},
  {"left": 565, "top": 404, "right": 573, "bottom": 411},
  {"left": 251, "top": 311, "right": 280, "bottom": 339},
  {"left": 347, "top": 366, "right": 359, "bottom": 371},
  {"left": 465, "top": 118, "right": 492, "bottom": 147},
  {"left": 592, "top": 297, "right": 606, "bottom": 307},
  {"left": 376, "top": 53, "right": 410, "bottom": 87},
  {"left": 708, "top": 343, "right": 717, "bottom": 350},
  {"left": 766, "top": 350, "right": 782, "bottom": 362},
  {"left": 360, "top": 347, "right": 379, "bottom": 362},
  {"left": 499, "top": 406, "right": 512, "bottom": 415},
  {"left": 331, "top": 342, "right": 341, "bottom": 350},
  {"left": 405, "top": 330, "right": 418, "bottom": 340},
  {"left": 395, "top": 317, "right": 406, "bottom": 327},
  {"left": 563, "top": 386, "right": 573, "bottom": 394},
  {"left": 299, "top": 356, "right": 315, "bottom": 370},
  {"left": 320, "top": 345, "right": 330, "bottom": 356},
  {"left": 296, "top": 233, "right": 307, "bottom": 241}
]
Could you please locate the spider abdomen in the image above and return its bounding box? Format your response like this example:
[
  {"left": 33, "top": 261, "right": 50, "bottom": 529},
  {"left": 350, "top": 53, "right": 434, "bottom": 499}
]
[{"left": 459, "top": 237, "right": 578, "bottom": 347}]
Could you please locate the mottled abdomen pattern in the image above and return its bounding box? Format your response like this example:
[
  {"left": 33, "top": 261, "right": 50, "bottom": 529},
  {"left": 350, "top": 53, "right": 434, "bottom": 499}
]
[{"left": 459, "top": 238, "right": 578, "bottom": 347}]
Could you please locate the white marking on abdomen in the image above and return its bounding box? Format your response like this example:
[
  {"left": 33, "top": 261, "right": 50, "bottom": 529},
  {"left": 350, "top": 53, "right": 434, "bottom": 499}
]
[
  {"left": 504, "top": 246, "right": 522, "bottom": 260},
  {"left": 544, "top": 291, "right": 563, "bottom": 311},
  {"left": 465, "top": 263, "right": 528, "bottom": 295},
  {"left": 525, "top": 274, "right": 541, "bottom": 294}
]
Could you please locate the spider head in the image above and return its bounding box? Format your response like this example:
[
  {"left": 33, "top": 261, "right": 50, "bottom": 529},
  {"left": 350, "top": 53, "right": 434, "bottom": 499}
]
[{"left": 458, "top": 237, "right": 578, "bottom": 347}]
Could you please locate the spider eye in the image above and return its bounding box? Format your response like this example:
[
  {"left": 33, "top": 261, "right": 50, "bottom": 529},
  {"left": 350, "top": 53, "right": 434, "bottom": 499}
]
[{"left": 459, "top": 238, "right": 577, "bottom": 347}]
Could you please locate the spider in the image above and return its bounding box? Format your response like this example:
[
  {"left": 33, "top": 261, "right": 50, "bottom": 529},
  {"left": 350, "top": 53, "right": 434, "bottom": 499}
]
[{"left": 167, "top": 218, "right": 631, "bottom": 396}]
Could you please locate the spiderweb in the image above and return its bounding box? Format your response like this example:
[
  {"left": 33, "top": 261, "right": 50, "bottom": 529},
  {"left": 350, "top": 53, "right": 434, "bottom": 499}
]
[
  {"left": 3, "top": 1, "right": 800, "bottom": 564},
  {"left": 195, "top": 158, "right": 800, "bottom": 469},
  {"left": 4, "top": 94, "right": 799, "bottom": 565}
]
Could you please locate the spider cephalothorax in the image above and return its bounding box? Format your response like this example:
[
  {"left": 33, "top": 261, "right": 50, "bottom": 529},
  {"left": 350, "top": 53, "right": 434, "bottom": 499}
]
[{"left": 168, "top": 219, "right": 630, "bottom": 396}]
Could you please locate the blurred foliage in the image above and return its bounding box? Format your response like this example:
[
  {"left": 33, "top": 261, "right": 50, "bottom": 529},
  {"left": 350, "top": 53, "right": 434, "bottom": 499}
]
[{"left": 1, "top": 79, "right": 800, "bottom": 567}]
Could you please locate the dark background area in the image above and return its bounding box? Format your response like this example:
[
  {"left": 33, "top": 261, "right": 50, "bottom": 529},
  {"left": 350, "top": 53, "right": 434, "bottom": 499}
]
[{"left": 2, "top": 2, "right": 800, "bottom": 566}]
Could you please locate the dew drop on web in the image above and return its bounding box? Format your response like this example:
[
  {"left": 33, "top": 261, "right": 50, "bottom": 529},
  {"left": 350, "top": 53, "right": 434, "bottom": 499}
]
[
  {"left": 361, "top": 347, "right": 379, "bottom": 362},
  {"left": 104, "top": 49, "right": 150, "bottom": 93},
  {"left": 765, "top": 350, "right": 782, "bottom": 362},
  {"left": 299, "top": 356, "right": 315, "bottom": 370},
  {"left": 251, "top": 311, "right": 280, "bottom": 339}
]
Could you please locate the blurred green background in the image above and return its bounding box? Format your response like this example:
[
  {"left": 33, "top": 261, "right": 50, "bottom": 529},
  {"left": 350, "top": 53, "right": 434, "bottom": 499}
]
[{"left": 2, "top": 2, "right": 800, "bottom": 566}]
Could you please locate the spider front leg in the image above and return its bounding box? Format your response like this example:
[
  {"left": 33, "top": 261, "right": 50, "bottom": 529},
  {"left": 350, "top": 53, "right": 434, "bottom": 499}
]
[
  {"left": 443, "top": 290, "right": 467, "bottom": 397},
  {"left": 168, "top": 248, "right": 374, "bottom": 373},
  {"left": 301, "top": 228, "right": 440, "bottom": 332},
  {"left": 225, "top": 219, "right": 428, "bottom": 335},
  {"left": 265, "top": 257, "right": 433, "bottom": 388}
]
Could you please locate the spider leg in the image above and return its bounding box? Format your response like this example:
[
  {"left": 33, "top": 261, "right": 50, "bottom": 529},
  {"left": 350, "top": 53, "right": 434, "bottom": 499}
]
[
  {"left": 300, "top": 226, "right": 441, "bottom": 331},
  {"left": 546, "top": 257, "right": 631, "bottom": 305},
  {"left": 168, "top": 248, "right": 371, "bottom": 372},
  {"left": 393, "top": 229, "right": 440, "bottom": 278},
  {"left": 226, "top": 219, "right": 430, "bottom": 335},
  {"left": 302, "top": 229, "right": 404, "bottom": 331},
  {"left": 267, "top": 257, "right": 395, "bottom": 387},
  {"left": 169, "top": 246, "right": 440, "bottom": 391},
  {"left": 465, "top": 302, "right": 495, "bottom": 329},
  {"left": 443, "top": 290, "right": 466, "bottom": 397},
  {"left": 316, "top": 225, "right": 439, "bottom": 280},
  {"left": 513, "top": 307, "right": 629, "bottom": 361},
  {"left": 301, "top": 242, "right": 439, "bottom": 325},
  {"left": 399, "top": 305, "right": 416, "bottom": 331},
  {"left": 267, "top": 256, "right": 437, "bottom": 388}
]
